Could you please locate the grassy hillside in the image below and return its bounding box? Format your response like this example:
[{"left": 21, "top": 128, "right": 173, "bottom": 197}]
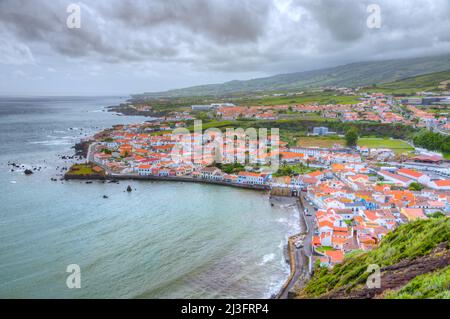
[
  {"left": 385, "top": 266, "right": 450, "bottom": 299},
  {"left": 137, "top": 54, "right": 450, "bottom": 97},
  {"left": 296, "top": 217, "right": 450, "bottom": 299},
  {"left": 364, "top": 70, "right": 450, "bottom": 94}
]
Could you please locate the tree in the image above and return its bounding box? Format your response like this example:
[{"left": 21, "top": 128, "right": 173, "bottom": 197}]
[
  {"left": 101, "top": 148, "right": 112, "bottom": 154},
  {"left": 408, "top": 182, "right": 424, "bottom": 191},
  {"left": 345, "top": 127, "right": 359, "bottom": 147},
  {"left": 429, "top": 211, "right": 445, "bottom": 218},
  {"left": 197, "top": 112, "right": 209, "bottom": 121},
  {"left": 273, "top": 165, "right": 294, "bottom": 177}
]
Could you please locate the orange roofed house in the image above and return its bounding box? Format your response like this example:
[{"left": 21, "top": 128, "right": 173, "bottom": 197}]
[
  {"left": 400, "top": 208, "right": 427, "bottom": 221},
  {"left": 320, "top": 250, "right": 345, "bottom": 268},
  {"left": 429, "top": 179, "right": 450, "bottom": 190},
  {"left": 397, "top": 168, "right": 430, "bottom": 185}
]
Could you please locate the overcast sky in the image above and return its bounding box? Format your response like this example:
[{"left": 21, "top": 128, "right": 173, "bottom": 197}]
[{"left": 1, "top": 0, "right": 450, "bottom": 96}]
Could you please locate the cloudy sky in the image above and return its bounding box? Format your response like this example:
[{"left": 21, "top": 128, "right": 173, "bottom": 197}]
[{"left": 1, "top": 0, "right": 450, "bottom": 96}]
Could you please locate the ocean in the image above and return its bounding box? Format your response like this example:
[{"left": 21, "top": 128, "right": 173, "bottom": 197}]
[{"left": 0, "top": 96, "right": 299, "bottom": 298}]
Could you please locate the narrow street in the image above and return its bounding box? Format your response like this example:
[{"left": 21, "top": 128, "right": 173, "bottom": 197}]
[{"left": 277, "top": 194, "right": 315, "bottom": 299}]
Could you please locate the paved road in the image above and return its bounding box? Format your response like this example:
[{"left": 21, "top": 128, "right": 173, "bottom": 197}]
[
  {"left": 86, "top": 143, "right": 97, "bottom": 165},
  {"left": 301, "top": 193, "right": 317, "bottom": 256},
  {"left": 278, "top": 195, "right": 315, "bottom": 299}
]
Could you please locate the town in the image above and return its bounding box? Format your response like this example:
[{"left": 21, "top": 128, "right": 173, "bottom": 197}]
[{"left": 67, "top": 89, "right": 450, "bottom": 272}]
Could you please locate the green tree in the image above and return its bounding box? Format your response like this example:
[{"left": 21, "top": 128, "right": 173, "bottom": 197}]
[
  {"left": 345, "top": 127, "right": 359, "bottom": 147},
  {"left": 408, "top": 182, "right": 424, "bottom": 191}
]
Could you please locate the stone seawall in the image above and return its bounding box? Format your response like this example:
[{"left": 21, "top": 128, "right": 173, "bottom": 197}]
[{"left": 65, "top": 173, "right": 270, "bottom": 191}]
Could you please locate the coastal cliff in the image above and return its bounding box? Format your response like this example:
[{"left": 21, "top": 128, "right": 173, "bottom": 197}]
[{"left": 295, "top": 216, "right": 450, "bottom": 299}]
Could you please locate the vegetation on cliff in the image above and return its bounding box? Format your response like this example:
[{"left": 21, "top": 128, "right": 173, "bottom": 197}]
[
  {"left": 296, "top": 217, "right": 450, "bottom": 299},
  {"left": 385, "top": 266, "right": 450, "bottom": 299}
]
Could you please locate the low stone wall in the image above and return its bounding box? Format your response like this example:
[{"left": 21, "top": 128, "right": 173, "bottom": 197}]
[
  {"left": 65, "top": 173, "right": 270, "bottom": 191},
  {"left": 64, "top": 173, "right": 106, "bottom": 180}
]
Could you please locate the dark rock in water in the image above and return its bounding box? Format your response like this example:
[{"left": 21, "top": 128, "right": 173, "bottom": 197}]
[
  {"left": 86, "top": 181, "right": 93, "bottom": 184},
  {"left": 103, "top": 195, "right": 109, "bottom": 199},
  {"left": 127, "top": 185, "right": 132, "bottom": 192},
  {"left": 24, "top": 169, "right": 33, "bottom": 175}
]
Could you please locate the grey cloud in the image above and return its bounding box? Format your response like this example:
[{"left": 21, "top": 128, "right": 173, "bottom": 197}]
[
  {"left": 0, "top": 0, "right": 271, "bottom": 64},
  {"left": 295, "top": 0, "right": 368, "bottom": 42},
  {"left": 0, "top": 0, "right": 450, "bottom": 95},
  {"left": 106, "top": 0, "right": 270, "bottom": 44}
]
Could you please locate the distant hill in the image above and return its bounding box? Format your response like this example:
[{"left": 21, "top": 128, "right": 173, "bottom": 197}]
[
  {"left": 295, "top": 216, "right": 450, "bottom": 299},
  {"left": 137, "top": 54, "right": 450, "bottom": 98},
  {"left": 365, "top": 70, "right": 450, "bottom": 94}
]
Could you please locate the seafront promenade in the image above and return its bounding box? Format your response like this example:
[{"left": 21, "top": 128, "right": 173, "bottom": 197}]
[
  {"left": 276, "top": 196, "right": 314, "bottom": 299},
  {"left": 104, "top": 173, "right": 268, "bottom": 191}
]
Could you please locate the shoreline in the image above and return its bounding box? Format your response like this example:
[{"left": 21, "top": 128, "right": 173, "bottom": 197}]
[
  {"left": 64, "top": 172, "right": 271, "bottom": 191},
  {"left": 273, "top": 197, "right": 311, "bottom": 299},
  {"left": 64, "top": 164, "right": 303, "bottom": 299}
]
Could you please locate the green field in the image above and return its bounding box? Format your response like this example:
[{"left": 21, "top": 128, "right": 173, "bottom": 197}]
[
  {"left": 66, "top": 164, "right": 98, "bottom": 175},
  {"left": 358, "top": 138, "right": 414, "bottom": 154},
  {"left": 278, "top": 113, "right": 340, "bottom": 122},
  {"left": 297, "top": 136, "right": 344, "bottom": 148},
  {"left": 295, "top": 136, "right": 414, "bottom": 154}
]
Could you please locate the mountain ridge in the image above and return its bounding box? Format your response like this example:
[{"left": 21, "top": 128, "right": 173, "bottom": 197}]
[{"left": 136, "top": 54, "right": 450, "bottom": 98}]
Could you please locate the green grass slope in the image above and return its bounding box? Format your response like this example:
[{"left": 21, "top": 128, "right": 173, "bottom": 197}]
[
  {"left": 385, "top": 266, "right": 450, "bottom": 299},
  {"left": 296, "top": 217, "right": 450, "bottom": 299},
  {"left": 137, "top": 54, "right": 450, "bottom": 97},
  {"left": 365, "top": 70, "right": 450, "bottom": 94}
]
